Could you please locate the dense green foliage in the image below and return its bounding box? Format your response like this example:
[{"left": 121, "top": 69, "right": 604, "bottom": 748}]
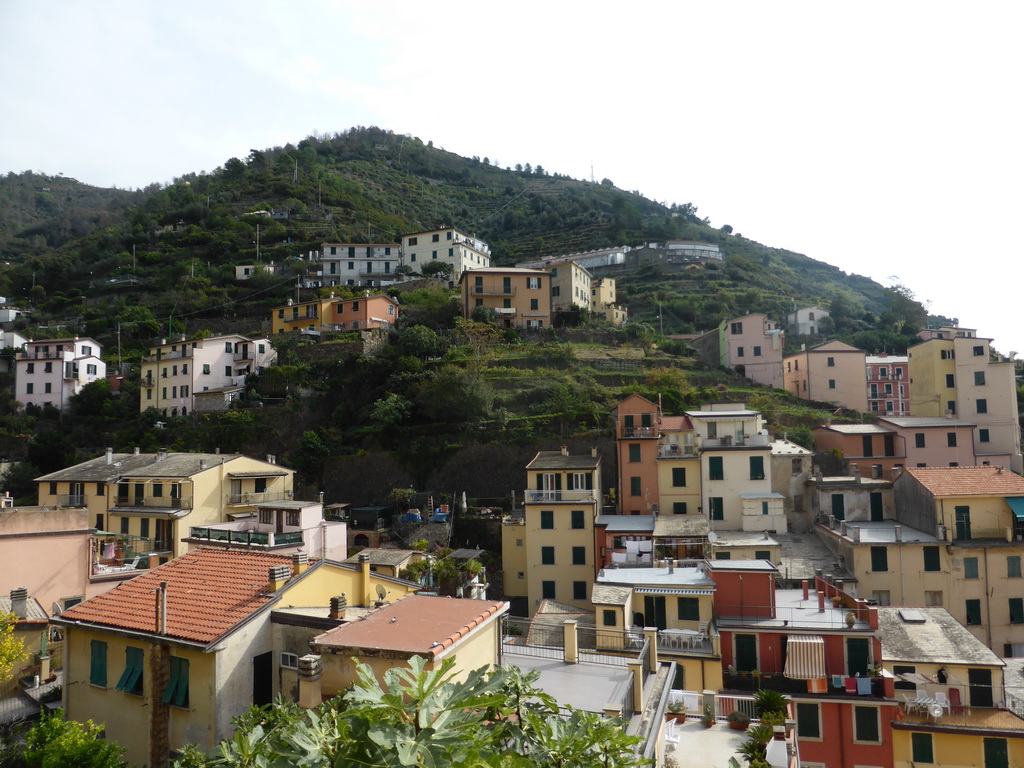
[
  {"left": 172, "top": 656, "right": 647, "bottom": 768},
  {"left": 0, "top": 710, "right": 126, "bottom": 768}
]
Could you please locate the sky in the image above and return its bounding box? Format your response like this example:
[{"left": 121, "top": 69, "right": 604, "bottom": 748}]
[{"left": 2, "top": 2, "right": 1023, "bottom": 353}]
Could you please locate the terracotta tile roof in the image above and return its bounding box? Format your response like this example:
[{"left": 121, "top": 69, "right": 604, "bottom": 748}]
[
  {"left": 59, "top": 549, "right": 293, "bottom": 645},
  {"left": 905, "top": 466, "right": 1024, "bottom": 497},
  {"left": 313, "top": 595, "right": 506, "bottom": 659},
  {"left": 661, "top": 415, "right": 693, "bottom": 431}
]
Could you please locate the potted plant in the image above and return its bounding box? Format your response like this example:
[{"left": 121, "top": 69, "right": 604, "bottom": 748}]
[
  {"left": 727, "top": 709, "right": 751, "bottom": 730},
  {"left": 754, "top": 688, "right": 789, "bottom": 719},
  {"left": 667, "top": 700, "right": 687, "bottom": 723},
  {"left": 701, "top": 704, "right": 715, "bottom": 728}
]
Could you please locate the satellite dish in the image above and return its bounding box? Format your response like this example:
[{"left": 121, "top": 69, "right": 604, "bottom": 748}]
[
  {"left": 375, "top": 585, "right": 387, "bottom": 600},
  {"left": 708, "top": 532, "right": 719, "bottom": 544},
  {"left": 929, "top": 704, "right": 943, "bottom": 718}
]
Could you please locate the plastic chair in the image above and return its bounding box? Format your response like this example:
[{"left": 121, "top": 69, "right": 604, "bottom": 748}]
[{"left": 934, "top": 690, "right": 952, "bottom": 716}]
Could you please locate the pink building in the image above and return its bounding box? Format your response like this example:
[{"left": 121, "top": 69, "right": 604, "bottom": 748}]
[
  {"left": 865, "top": 355, "right": 909, "bottom": 416},
  {"left": 693, "top": 313, "right": 785, "bottom": 388}
]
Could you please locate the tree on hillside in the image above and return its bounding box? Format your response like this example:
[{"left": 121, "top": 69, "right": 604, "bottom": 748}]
[
  {"left": 420, "top": 261, "right": 453, "bottom": 280},
  {"left": 0, "top": 709, "right": 126, "bottom": 768}
]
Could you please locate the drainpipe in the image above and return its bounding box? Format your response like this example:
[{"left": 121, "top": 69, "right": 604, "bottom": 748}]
[{"left": 983, "top": 548, "right": 993, "bottom": 648}]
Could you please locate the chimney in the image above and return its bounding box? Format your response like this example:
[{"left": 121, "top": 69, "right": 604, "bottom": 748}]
[
  {"left": 10, "top": 587, "right": 27, "bottom": 619},
  {"left": 134, "top": 447, "right": 141, "bottom": 455},
  {"left": 894, "top": 525, "right": 902, "bottom": 542},
  {"left": 329, "top": 594, "right": 348, "bottom": 620},
  {"left": 157, "top": 449, "right": 168, "bottom": 462},
  {"left": 359, "top": 553, "right": 372, "bottom": 605},
  {"left": 155, "top": 581, "right": 168, "bottom": 634},
  {"left": 268, "top": 565, "right": 291, "bottom": 592},
  {"left": 591, "top": 447, "right": 598, "bottom": 458},
  {"left": 292, "top": 552, "right": 309, "bottom": 576},
  {"left": 199, "top": 459, "right": 207, "bottom": 470},
  {"left": 266, "top": 454, "right": 276, "bottom": 465},
  {"left": 668, "top": 559, "right": 675, "bottom": 574},
  {"left": 802, "top": 580, "right": 809, "bottom": 601},
  {"left": 561, "top": 445, "right": 569, "bottom": 456},
  {"left": 297, "top": 654, "right": 323, "bottom": 709},
  {"left": 318, "top": 492, "right": 324, "bottom": 504},
  {"left": 105, "top": 447, "right": 113, "bottom": 465},
  {"left": 852, "top": 465, "right": 861, "bottom": 483}
]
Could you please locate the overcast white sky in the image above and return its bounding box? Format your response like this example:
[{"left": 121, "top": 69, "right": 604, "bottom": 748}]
[{"left": 2, "top": 2, "right": 1022, "bottom": 353}]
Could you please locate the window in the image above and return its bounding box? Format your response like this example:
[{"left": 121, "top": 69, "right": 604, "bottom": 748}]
[
  {"left": 853, "top": 706, "right": 880, "bottom": 743},
  {"left": 828, "top": 379, "right": 836, "bottom": 389},
  {"left": 603, "top": 609, "right": 616, "bottom": 627},
  {"left": 714, "top": 551, "right": 731, "bottom": 560},
  {"left": 708, "top": 457, "right": 724, "bottom": 480},
  {"left": 796, "top": 702, "right": 821, "bottom": 739},
  {"left": 44, "top": 362, "right": 52, "bottom": 373},
  {"left": 925, "top": 590, "right": 943, "bottom": 606},
  {"left": 965, "top": 557, "right": 979, "bottom": 579},
  {"left": 915, "top": 432, "right": 925, "bottom": 448},
  {"left": 432, "top": 233, "right": 440, "bottom": 242},
  {"left": 977, "top": 399, "right": 988, "bottom": 414},
  {"left": 572, "top": 547, "right": 586, "bottom": 565},
  {"left": 44, "top": 382, "right": 51, "bottom": 394},
  {"left": 947, "top": 432, "right": 957, "bottom": 447},
  {"left": 973, "top": 345, "right": 985, "bottom": 356},
  {"left": 542, "top": 581, "right": 555, "bottom": 599},
  {"left": 955, "top": 506, "right": 971, "bottom": 540},
  {"left": 1010, "top": 556, "right": 1022, "bottom": 578},
  {"left": 709, "top": 497, "right": 724, "bottom": 520},
  {"left": 162, "top": 656, "right": 189, "bottom": 707},
  {"left": 26, "top": 363, "right": 33, "bottom": 373},
  {"left": 140, "top": 518, "right": 149, "bottom": 539},
  {"left": 25, "top": 383, "right": 32, "bottom": 394},
  {"left": 90, "top": 640, "right": 107, "bottom": 686},
  {"left": 530, "top": 298, "right": 539, "bottom": 310},
  {"left": 946, "top": 373, "right": 955, "bottom": 388},
  {"left": 527, "top": 277, "right": 541, "bottom": 289},
  {"left": 408, "top": 237, "right": 417, "bottom": 246},
  {"left": 730, "top": 322, "right": 743, "bottom": 334},
  {"left": 749, "top": 456, "right": 765, "bottom": 480},
  {"left": 831, "top": 493, "right": 845, "bottom": 520},
  {"left": 224, "top": 366, "right": 232, "bottom": 376},
  {"left": 753, "top": 346, "right": 762, "bottom": 357},
  {"left": 672, "top": 502, "right": 687, "bottom": 514},
  {"left": 630, "top": 477, "right": 641, "bottom": 496},
  {"left": 870, "top": 546, "right": 888, "bottom": 572},
  {"left": 755, "top": 549, "right": 771, "bottom": 560},
  {"left": 912, "top": 732, "right": 934, "bottom": 763},
  {"left": 736, "top": 346, "right": 744, "bottom": 358},
  {"left": 672, "top": 468, "right": 686, "bottom": 487},
  {"left": 120, "top": 517, "right": 129, "bottom": 535},
  {"left": 827, "top": 356, "right": 835, "bottom": 367},
  {"left": 1011, "top": 598, "right": 1024, "bottom": 624},
  {"left": 116, "top": 646, "right": 144, "bottom": 695},
  {"left": 761, "top": 501, "right": 769, "bottom": 515},
  {"left": 947, "top": 400, "right": 956, "bottom": 414},
  {"left": 628, "top": 444, "right": 641, "bottom": 462},
  {"left": 541, "top": 547, "right": 555, "bottom": 565},
  {"left": 975, "top": 371, "right": 986, "bottom": 386},
  {"left": 96, "top": 482, "right": 104, "bottom": 496},
  {"left": 677, "top": 597, "right": 700, "bottom": 621},
  {"left": 540, "top": 510, "right": 554, "bottom": 529},
  {"left": 573, "top": 581, "right": 587, "bottom": 600},
  {"left": 872, "top": 590, "right": 891, "bottom": 606},
  {"left": 984, "top": 738, "right": 1008, "bottom": 768},
  {"left": 571, "top": 509, "right": 585, "bottom": 529},
  {"left": 966, "top": 599, "right": 982, "bottom": 625},
  {"left": 202, "top": 364, "right": 211, "bottom": 374},
  {"left": 980, "top": 428, "right": 991, "bottom": 443},
  {"left": 923, "top": 547, "right": 940, "bottom": 572}
]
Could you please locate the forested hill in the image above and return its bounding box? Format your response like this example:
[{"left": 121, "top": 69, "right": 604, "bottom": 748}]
[{"left": 0, "top": 126, "right": 931, "bottom": 354}]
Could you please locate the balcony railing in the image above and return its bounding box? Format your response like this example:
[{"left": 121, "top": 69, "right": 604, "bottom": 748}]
[
  {"left": 658, "top": 445, "right": 698, "bottom": 458},
  {"left": 56, "top": 494, "right": 86, "bottom": 507},
  {"left": 227, "top": 490, "right": 294, "bottom": 506},
  {"left": 724, "top": 671, "right": 886, "bottom": 698},
  {"left": 188, "top": 527, "right": 303, "bottom": 547},
  {"left": 114, "top": 495, "right": 193, "bottom": 510},
  {"left": 621, "top": 426, "right": 658, "bottom": 439},
  {"left": 700, "top": 434, "right": 770, "bottom": 449},
  {"left": 524, "top": 489, "right": 597, "bottom": 504},
  {"left": 472, "top": 286, "right": 517, "bottom": 296}
]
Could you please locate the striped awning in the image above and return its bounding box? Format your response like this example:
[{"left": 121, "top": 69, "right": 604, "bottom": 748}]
[{"left": 784, "top": 635, "right": 826, "bottom": 680}]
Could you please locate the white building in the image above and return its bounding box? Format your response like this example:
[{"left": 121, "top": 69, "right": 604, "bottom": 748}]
[
  {"left": 786, "top": 305, "right": 829, "bottom": 336},
  {"left": 313, "top": 243, "right": 402, "bottom": 288},
  {"left": 401, "top": 227, "right": 490, "bottom": 279},
  {"left": 140, "top": 334, "right": 276, "bottom": 417},
  {"left": 16, "top": 337, "right": 106, "bottom": 411}
]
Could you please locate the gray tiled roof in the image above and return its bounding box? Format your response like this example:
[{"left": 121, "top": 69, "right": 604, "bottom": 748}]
[
  {"left": 34, "top": 452, "right": 285, "bottom": 482},
  {"left": 877, "top": 607, "right": 1003, "bottom": 667},
  {"left": 525, "top": 451, "right": 600, "bottom": 470}
]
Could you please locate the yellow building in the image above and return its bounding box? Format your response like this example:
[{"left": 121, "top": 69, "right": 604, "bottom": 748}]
[
  {"left": 139, "top": 334, "right": 275, "bottom": 416},
  {"left": 520, "top": 447, "right": 602, "bottom": 614},
  {"left": 590, "top": 277, "right": 627, "bottom": 326},
  {"left": 908, "top": 326, "right": 1022, "bottom": 472},
  {"left": 549, "top": 261, "right": 592, "bottom": 313},
  {"left": 56, "top": 548, "right": 420, "bottom": 767},
  {"left": 35, "top": 449, "right": 295, "bottom": 565},
  {"left": 784, "top": 339, "right": 868, "bottom": 412},
  {"left": 309, "top": 594, "right": 508, "bottom": 691},
  {"left": 882, "top": 606, "right": 1024, "bottom": 768},
  {"left": 270, "top": 296, "right": 338, "bottom": 335},
  {"left": 271, "top": 294, "right": 399, "bottom": 336},
  {"left": 459, "top": 267, "right": 552, "bottom": 328}
]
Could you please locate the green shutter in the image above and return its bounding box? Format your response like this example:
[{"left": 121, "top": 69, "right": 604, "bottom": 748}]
[
  {"left": 923, "top": 547, "right": 941, "bottom": 572},
  {"left": 162, "top": 657, "right": 189, "bottom": 707},
  {"left": 911, "top": 732, "right": 933, "bottom": 763},
  {"left": 749, "top": 456, "right": 764, "bottom": 480},
  {"left": 1010, "top": 598, "right": 1024, "bottom": 624},
  {"left": 116, "top": 646, "right": 144, "bottom": 694},
  {"left": 796, "top": 702, "right": 820, "bottom": 739},
  {"left": 90, "top": 640, "right": 107, "bottom": 687},
  {"left": 854, "top": 706, "right": 879, "bottom": 742},
  {"left": 709, "top": 457, "right": 724, "bottom": 480}
]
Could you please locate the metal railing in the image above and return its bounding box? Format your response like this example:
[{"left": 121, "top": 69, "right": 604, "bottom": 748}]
[
  {"left": 472, "top": 286, "right": 517, "bottom": 296},
  {"left": 188, "top": 527, "right": 304, "bottom": 547},
  {"left": 621, "top": 426, "right": 658, "bottom": 439},
  {"left": 228, "top": 490, "right": 294, "bottom": 505},
  {"left": 56, "top": 495, "right": 85, "bottom": 507},
  {"left": 114, "top": 495, "right": 192, "bottom": 509},
  {"left": 657, "top": 445, "right": 697, "bottom": 458},
  {"left": 523, "top": 489, "right": 596, "bottom": 504}
]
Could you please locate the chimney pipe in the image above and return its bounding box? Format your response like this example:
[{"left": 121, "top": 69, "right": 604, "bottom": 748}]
[
  {"left": 329, "top": 594, "right": 347, "bottom": 620},
  {"left": 268, "top": 565, "right": 291, "bottom": 592},
  {"left": 10, "top": 587, "right": 27, "bottom": 619},
  {"left": 802, "top": 580, "right": 809, "bottom": 601},
  {"left": 292, "top": 552, "right": 309, "bottom": 576},
  {"left": 359, "top": 553, "right": 372, "bottom": 605},
  {"left": 156, "top": 581, "right": 168, "bottom": 635},
  {"left": 105, "top": 447, "right": 113, "bottom": 465}
]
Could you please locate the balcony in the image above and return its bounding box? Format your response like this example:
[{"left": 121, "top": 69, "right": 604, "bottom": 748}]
[
  {"left": 113, "top": 495, "right": 193, "bottom": 510},
  {"left": 621, "top": 426, "right": 659, "bottom": 439},
  {"left": 56, "top": 494, "right": 86, "bottom": 507},
  {"left": 232, "top": 350, "right": 253, "bottom": 361},
  {"left": 723, "top": 671, "right": 887, "bottom": 698},
  {"left": 228, "top": 490, "right": 294, "bottom": 506},
  {"left": 188, "top": 524, "right": 303, "bottom": 549},
  {"left": 524, "top": 489, "right": 597, "bottom": 504},
  {"left": 658, "top": 444, "right": 698, "bottom": 459},
  {"left": 472, "top": 286, "right": 517, "bottom": 296},
  {"left": 699, "top": 434, "right": 770, "bottom": 449}
]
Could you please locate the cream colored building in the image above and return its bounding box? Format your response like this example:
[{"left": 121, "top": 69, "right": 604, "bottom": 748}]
[
  {"left": 402, "top": 227, "right": 490, "bottom": 278},
  {"left": 590, "top": 277, "right": 627, "bottom": 325},
  {"left": 315, "top": 242, "right": 400, "bottom": 288},
  {"left": 686, "top": 405, "right": 784, "bottom": 533},
  {"left": 520, "top": 447, "right": 602, "bottom": 614},
  {"left": 549, "top": 260, "right": 592, "bottom": 313},
  {"left": 907, "top": 326, "right": 1021, "bottom": 472},
  {"left": 459, "top": 267, "right": 552, "bottom": 328},
  {"left": 16, "top": 336, "right": 106, "bottom": 412},
  {"left": 785, "top": 305, "right": 829, "bottom": 336},
  {"left": 140, "top": 334, "right": 275, "bottom": 416},
  {"left": 784, "top": 339, "right": 868, "bottom": 412},
  {"left": 35, "top": 449, "right": 295, "bottom": 564}
]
